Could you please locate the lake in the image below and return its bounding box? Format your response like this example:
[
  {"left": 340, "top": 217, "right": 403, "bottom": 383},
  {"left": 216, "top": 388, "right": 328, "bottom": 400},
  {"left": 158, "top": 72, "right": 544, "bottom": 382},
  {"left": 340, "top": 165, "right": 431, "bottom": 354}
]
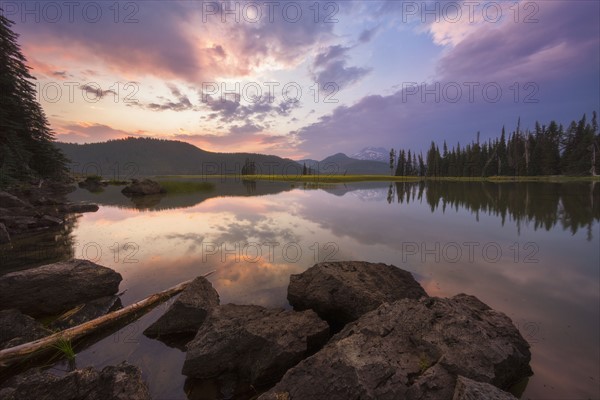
[{"left": 3, "top": 179, "right": 599, "bottom": 399}]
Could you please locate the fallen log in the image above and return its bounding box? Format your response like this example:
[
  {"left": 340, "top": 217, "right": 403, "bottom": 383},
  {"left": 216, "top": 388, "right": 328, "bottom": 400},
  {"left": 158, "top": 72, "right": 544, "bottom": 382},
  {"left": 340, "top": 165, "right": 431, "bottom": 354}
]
[{"left": 0, "top": 271, "right": 215, "bottom": 367}]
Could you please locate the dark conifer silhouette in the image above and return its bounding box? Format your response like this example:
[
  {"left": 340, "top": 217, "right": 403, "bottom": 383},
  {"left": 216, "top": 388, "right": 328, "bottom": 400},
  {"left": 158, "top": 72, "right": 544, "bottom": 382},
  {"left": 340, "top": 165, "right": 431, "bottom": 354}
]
[
  {"left": 393, "top": 113, "right": 599, "bottom": 177},
  {"left": 0, "top": 12, "right": 68, "bottom": 186}
]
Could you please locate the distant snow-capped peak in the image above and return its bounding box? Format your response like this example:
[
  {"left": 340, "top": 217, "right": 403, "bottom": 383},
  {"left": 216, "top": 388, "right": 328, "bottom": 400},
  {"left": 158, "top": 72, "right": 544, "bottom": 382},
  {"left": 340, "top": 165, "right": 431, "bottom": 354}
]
[{"left": 350, "top": 147, "right": 389, "bottom": 162}]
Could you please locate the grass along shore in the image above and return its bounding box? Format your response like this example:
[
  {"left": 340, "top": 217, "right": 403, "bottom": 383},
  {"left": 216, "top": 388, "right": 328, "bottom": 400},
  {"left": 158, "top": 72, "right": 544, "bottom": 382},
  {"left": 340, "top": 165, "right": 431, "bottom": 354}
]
[{"left": 156, "top": 174, "right": 600, "bottom": 184}]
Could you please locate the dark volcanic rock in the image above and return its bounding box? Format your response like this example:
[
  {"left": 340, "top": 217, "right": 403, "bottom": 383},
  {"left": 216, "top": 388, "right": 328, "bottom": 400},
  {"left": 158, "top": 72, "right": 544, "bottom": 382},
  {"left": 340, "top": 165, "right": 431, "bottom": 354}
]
[
  {"left": 0, "top": 259, "right": 122, "bottom": 317},
  {"left": 0, "top": 309, "right": 51, "bottom": 349},
  {"left": 288, "top": 261, "right": 428, "bottom": 326},
  {"left": 0, "top": 223, "right": 9, "bottom": 244},
  {"left": 182, "top": 304, "right": 329, "bottom": 388},
  {"left": 122, "top": 179, "right": 166, "bottom": 196},
  {"left": 259, "top": 294, "right": 531, "bottom": 400},
  {"left": 78, "top": 177, "right": 107, "bottom": 192},
  {"left": 452, "top": 376, "right": 518, "bottom": 400},
  {"left": 61, "top": 203, "right": 100, "bottom": 213},
  {"left": 0, "top": 362, "right": 151, "bottom": 400},
  {"left": 144, "top": 276, "right": 220, "bottom": 339},
  {"left": 49, "top": 295, "right": 123, "bottom": 331}
]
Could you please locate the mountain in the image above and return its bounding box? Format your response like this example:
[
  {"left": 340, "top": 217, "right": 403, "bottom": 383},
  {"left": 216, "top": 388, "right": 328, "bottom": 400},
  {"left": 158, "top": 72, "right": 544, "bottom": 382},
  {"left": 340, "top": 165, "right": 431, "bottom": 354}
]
[
  {"left": 350, "top": 147, "right": 389, "bottom": 162},
  {"left": 303, "top": 153, "right": 390, "bottom": 175},
  {"left": 56, "top": 137, "right": 302, "bottom": 178}
]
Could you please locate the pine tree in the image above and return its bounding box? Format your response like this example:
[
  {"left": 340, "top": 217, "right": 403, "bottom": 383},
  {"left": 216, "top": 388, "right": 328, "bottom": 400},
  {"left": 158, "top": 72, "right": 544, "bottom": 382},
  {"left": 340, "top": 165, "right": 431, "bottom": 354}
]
[
  {"left": 396, "top": 150, "right": 405, "bottom": 176},
  {"left": 498, "top": 126, "right": 507, "bottom": 175},
  {"left": 0, "top": 12, "right": 68, "bottom": 186},
  {"left": 562, "top": 114, "right": 596, "bottom": 175},
  {"left": 418, "top": 152, "right": 426, "bottom": 176}
]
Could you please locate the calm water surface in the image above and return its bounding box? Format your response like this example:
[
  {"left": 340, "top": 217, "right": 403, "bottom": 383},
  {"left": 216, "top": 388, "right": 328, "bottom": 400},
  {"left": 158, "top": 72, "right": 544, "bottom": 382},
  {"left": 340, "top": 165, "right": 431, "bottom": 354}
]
[{"left": 4, "top": 179, "right": 599, "bottom": 399}]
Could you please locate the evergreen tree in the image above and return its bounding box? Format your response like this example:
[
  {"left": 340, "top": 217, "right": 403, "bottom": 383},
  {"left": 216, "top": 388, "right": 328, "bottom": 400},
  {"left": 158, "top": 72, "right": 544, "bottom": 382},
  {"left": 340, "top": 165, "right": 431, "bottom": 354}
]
[
  {"left": 418, "top": 152, "right": 426, "bottom": 176},
  {"left": 412, "top": 153, "right": 418, "bottom": 176},
  {"left": 498, "top": 127, "right": 508, "bottom": 175},
  {"left": 395, "top": 150, "right": 405, "bottom": 176},
  {"left": 389, "top": 148, "right": 396, "bottom": 176},
  {"left": 562, "top": 114, "right": 596, "bottom": 175},
  {"left": 0, "top": 12, "right": 68, "bottom": 186}
]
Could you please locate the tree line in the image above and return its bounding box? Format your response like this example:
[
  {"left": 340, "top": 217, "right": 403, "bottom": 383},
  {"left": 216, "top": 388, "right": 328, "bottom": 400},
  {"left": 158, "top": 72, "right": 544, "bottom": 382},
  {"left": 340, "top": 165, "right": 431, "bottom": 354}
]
[
  {"left": 390, "top": 114, "right": 600, "bottom": 177},
  {"left": 387, "top": 180, "right": 599, "bottom": 240},
  {"left": 0, "top": 12, "right": 68, "bottom": 187}
]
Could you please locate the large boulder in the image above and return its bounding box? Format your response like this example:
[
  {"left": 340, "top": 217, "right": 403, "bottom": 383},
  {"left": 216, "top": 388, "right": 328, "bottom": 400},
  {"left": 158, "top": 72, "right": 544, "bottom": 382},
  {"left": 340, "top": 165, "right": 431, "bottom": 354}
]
[
  {"left": 78, "top": 176, "right": 106, "bottom": 192},
  {"left": 182, "top": 304, "right": 329, "bottom": 389},
  {"left": 0, "top": 309, "right": 51, "bottom": 349},
  {"left": 144, "top": 276, "right": 220, "bottom": 339},
  {"left": 0, "top": 362, "right": 151, "bottom": 400},
  {"left": 288, "top": 261, "right": 427, "bottom": 326},
  {"left": 122, "top": 179, "right": 166, "bottom": 196},
  {"left": 259, "top": 294, "right": 531, "bottom": 400},
  {"left": 452, "top": 376, "right": 518, "bottom": 400},
  {"left": 0, "top": 259, "right": 122, "bottom": 317}
]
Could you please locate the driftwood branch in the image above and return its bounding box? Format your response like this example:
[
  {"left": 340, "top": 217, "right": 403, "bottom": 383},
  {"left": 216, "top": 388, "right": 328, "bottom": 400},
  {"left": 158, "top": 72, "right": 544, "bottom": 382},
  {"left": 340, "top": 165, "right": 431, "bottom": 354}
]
[{"left": 0, "top": 271, "right": 215, "bottom": 367}]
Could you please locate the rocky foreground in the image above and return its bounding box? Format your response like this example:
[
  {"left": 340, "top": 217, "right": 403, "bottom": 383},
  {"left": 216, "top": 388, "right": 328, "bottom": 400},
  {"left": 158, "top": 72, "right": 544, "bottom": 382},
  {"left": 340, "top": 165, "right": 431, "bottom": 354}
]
[
  {"left": 149, "top": 261, "right": 532, "bottom": 399},
  {"left": 0, "top": 184, "right": 98, "bottom": 245},
  {"left": 0, "top": 260, "right": 532, "bottom": 399}
]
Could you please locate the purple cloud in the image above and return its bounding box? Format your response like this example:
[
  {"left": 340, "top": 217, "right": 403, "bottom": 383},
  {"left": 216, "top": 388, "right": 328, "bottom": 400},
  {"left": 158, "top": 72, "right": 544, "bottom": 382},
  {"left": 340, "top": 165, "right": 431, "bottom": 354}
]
[
  {"left": 311, "top": 45, "right": 371, "bottom": 89},
  {"left": 295, "top": 1, "right": 600, "bottom": 158}
]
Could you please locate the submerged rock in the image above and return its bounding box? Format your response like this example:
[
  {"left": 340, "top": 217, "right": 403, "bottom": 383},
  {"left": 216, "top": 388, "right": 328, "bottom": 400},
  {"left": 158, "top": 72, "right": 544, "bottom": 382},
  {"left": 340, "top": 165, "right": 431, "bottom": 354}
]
[
  {"left": 182, "top": 304, "right": 329, "bottom": 388},
  {"left": 0, "top": 309, "right": 51, "bottom": 349},
  {"left": 144, "top": 276, "right": 220, "bottom": 339},
  {"left": 60, "top": 203, "right": 99, "bottom": 214},
  {"left": 288, "top": 261, "right": 427, "bottom": 327},
  {"left": 122, "top": 179, "right": 166, "bottom": 196},
  {"left": 0, "top": 259, "right": 122, "bottom": 317},
  {"left": 78, "top": 176, "right": 106, "bottom": 192},
  {"left": 259, "top": 294, "right": 531, "bottom": 400},
  {"left": 0, "top": 362, "right": 151, "bottom": 400}
]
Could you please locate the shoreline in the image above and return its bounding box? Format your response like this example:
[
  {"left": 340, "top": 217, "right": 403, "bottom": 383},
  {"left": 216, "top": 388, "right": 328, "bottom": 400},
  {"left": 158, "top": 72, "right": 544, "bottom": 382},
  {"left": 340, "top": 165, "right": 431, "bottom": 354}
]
[{"left": 155, "top": 174, "right": 600, "bottom": 184}]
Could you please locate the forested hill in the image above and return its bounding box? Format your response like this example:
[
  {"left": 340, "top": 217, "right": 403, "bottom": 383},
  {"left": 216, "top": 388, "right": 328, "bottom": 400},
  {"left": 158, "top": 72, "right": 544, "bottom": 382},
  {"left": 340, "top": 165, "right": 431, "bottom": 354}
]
[
  {"left": 315, "top": 153, "right": 390, "bottom": 175},
  {"left": 56, "top": 137, "right": 303, "bottom": 178}
]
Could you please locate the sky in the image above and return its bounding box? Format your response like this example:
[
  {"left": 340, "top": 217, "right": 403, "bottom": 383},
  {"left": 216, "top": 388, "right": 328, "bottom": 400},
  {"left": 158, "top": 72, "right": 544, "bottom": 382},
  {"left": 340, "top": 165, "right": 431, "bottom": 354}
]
[{"left": 4, "top": 0, "right": 599, "bottom": 160}]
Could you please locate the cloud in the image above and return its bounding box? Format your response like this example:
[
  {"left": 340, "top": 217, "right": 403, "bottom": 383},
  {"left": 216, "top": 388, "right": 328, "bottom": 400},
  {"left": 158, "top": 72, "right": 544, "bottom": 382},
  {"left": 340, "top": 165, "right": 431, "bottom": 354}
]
[
  {"left": 436, "top": 1, "right": 600, "bottom": 82},
  {"left": 135, "top": 84, "right": 195, "bottom": 112},
  {"left": 14, "top": 1, "right": 337, "bottom": 84},
  {"left": 293, "top": 1, "right": 600, "bottom": 158},
  {"left": 230, "top": 121, "right": 264, "bottom": 135},
  {"left": 54, "top": 122, "right": 144, "bottom": 143},
  {"left": 358, "top": 27, "right": 378, "bottom": 43},
  {"left": 173, "top": 131, "right": 301, "bottom": 157},
  {"left": 200, "top": 93, "right": 301, "bottom": 124},
  {"left": 27, "top": 58, "right": 73, "bottom": 79},
  {"left": 80, "top": 84, "right": 117, "bottom": 100},
  {"left": 311, "top": 45, "right": 370, "bottom": 89}
]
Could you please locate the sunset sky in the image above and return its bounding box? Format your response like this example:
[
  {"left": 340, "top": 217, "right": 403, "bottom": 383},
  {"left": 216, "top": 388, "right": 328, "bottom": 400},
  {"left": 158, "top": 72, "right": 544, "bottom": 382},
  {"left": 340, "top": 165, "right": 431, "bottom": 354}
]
[{"left": 5, "top": 0, "right": 600, "bottom": 159}]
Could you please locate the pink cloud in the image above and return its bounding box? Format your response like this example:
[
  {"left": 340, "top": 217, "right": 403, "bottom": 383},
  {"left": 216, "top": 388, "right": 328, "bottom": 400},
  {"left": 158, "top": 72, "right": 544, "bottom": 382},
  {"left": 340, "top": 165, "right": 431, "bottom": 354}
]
[{"left": 54, "top": 122, "right": 147, "bottom": 143}]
